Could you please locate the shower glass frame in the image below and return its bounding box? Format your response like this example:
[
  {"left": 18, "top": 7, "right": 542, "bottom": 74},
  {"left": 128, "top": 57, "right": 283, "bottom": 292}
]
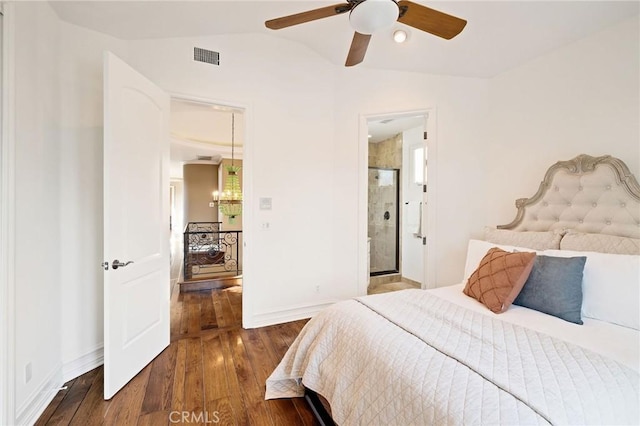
[{"left": 368, "top": 167, "right": 400, "bottom": 276}]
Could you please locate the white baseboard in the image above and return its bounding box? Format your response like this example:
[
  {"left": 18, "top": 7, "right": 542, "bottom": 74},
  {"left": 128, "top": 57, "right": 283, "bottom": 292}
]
[
  {"left": 15, "top": 364, "right": 63, "bottom": 426},
  {"left": 62, "top": 344, "right": 104, "bottom": 383},
  {"left": 246, "top": 300, "right": 338, "bottom": 329},
  {"left": 15, "top": 345, "right": 104, "bottom": 426}
]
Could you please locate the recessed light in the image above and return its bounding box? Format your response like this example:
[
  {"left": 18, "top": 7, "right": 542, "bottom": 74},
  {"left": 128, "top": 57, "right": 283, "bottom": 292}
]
[
  {"left": 393, "top": 29, "right": 408, "bottom": 43},
  {"left": 368, "top": 134, "right": 373, "bottom": 138}
]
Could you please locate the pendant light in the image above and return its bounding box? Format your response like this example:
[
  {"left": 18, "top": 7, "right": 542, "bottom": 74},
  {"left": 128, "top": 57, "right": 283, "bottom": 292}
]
[{"left": 218, "top": 112, "right": 242, "bottom": 223}]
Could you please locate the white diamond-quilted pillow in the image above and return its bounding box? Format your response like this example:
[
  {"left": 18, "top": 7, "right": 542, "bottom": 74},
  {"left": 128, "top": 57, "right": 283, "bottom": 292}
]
[{"left": 560, "top": 230, "right": 640, "bottom": 255}]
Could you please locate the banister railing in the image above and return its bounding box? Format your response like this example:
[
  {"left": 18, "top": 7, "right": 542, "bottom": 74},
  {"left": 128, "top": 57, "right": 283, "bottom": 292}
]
[{"left": 183, "top": 222, "right": 242, "bottom": 281}]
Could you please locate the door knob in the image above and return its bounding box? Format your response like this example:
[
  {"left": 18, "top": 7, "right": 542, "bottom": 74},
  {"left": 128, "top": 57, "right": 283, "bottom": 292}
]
[{"left": 112, "top": 259, "right": 134, "bottom": 270}]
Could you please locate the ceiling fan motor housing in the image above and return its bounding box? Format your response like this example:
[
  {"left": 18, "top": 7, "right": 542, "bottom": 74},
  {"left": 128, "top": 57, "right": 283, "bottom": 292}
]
[
  {"left": 349, "top": 0, "right": 400, "bottom": 35},
  {"left": 265, "top": 0, "right": 467, "bottom": 67}
]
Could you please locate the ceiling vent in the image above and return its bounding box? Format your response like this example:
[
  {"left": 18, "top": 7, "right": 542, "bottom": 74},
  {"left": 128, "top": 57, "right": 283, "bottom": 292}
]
[
  {"left": 380, "top": 118, "right": 395, "bottom": 124},
  {"left": 197, "top": 155, "right": 213, "bottom": 161},
  {"left": 194, "top": 47, "right": 220, "bottom": 66}
]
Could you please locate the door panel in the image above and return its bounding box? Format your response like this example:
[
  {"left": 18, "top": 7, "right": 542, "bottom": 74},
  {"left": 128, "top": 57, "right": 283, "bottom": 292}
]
[
  {"left": 103, "top": 52, "right": 170, "bottom": 399},
  {"left": 401, "top": 127, "right": 427, "bottom": 284}
]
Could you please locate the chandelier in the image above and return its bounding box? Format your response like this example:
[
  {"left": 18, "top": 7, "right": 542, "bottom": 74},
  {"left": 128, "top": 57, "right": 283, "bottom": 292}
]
[{"left": 214, "top": 112, "right": 242, "bottom": 223}]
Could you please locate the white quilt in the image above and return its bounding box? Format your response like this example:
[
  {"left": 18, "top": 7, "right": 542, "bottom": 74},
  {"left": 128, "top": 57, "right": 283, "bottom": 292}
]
[{"left": 266, "top": 290, "right": 639, "bottom": 425}]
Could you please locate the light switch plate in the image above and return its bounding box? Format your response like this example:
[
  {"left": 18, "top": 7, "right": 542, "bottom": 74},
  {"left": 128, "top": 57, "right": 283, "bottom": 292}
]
[{"left": 259, "top": 197, "right": 272, "bottom": 210}]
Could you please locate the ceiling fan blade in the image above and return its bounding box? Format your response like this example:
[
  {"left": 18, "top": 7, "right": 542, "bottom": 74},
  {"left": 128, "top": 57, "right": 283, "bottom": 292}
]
[
  {"left": 265, "top": 3, "right": 352, "bottom": 30},
  {"left": 345, "top": 32, "right": 372, "bottom": 67},
  {"left": 397, "top": 0, "right": 467, "bottom": 40}
]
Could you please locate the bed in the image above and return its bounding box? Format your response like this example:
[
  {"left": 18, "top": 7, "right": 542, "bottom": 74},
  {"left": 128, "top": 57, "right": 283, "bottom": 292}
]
[{"left": 265, "top": 154, "right": 640, "bottom": 425}]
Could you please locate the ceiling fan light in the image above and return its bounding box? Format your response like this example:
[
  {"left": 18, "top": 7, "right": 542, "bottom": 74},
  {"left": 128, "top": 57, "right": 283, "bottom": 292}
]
[{"left": 349, "top": 0, "right": 399, "bottom": 35}]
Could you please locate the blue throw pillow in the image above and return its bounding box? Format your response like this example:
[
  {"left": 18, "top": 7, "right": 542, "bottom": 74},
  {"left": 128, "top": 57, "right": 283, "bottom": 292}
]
[{"left": 513, "top": 255, "right": 587, "bottom": 324}]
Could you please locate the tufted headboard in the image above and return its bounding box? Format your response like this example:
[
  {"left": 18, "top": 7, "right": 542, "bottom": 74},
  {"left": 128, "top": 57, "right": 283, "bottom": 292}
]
[{"left": 498, "top": 154, "right": 640, "bottom": 239}]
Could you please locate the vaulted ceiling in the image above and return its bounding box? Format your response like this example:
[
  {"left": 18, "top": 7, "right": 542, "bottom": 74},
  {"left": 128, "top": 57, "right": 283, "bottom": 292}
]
[
  {"left": 49, "top": 1, "right": 639, "bottom": 177},
  {"left": 50, "top": 1, "right": 639, "bottom": 77}
]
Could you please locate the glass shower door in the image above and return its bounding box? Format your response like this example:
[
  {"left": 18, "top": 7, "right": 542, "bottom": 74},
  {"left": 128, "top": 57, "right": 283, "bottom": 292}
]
[{"left": 368, "top": 168, "right": 400, "bottom": 275}]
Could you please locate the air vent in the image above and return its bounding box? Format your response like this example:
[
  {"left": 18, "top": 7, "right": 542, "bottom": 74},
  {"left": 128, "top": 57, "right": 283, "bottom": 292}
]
[
  {"left": 197, "top": 155, "right": 213, "bottom": 161},
  {"left": 194, "top": 47, "right": 220, "bottom": 66},
  {"left": 379, "top": 118, "right": 394, "bottom": 124}
]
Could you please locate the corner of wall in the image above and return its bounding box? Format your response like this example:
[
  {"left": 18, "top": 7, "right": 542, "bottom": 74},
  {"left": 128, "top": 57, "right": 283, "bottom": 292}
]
[
  {"left": 245, "top": 300, "right": 339, "bottom": 329},
  {"left": 62, "top": 344, "right": 104, "bottom": 383},
  {"left": 15, "top": 364, "right": 63, "bottom": 426}
]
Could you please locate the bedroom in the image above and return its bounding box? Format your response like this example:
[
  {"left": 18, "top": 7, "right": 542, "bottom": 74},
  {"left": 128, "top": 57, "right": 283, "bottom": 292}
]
[{"left": 0, "top": 1, "right": 638, "bottom": 424}]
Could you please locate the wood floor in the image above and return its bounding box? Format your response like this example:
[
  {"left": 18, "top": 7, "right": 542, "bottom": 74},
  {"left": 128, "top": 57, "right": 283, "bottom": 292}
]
[{"left": 35, "top": 285, "right": 317, "bottom": 425}]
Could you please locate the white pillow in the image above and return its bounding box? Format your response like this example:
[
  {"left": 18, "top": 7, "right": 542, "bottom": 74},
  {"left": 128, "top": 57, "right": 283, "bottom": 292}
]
[
  {"left": 464, "top": 239, "right": 539, "bottom": 282},
  {"left": 544, "top": 249, "right": 640, "bottom": 330}
]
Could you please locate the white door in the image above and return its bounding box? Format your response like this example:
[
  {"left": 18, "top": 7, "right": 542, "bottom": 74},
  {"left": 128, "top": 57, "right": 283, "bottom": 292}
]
[
  {"left": 103, "top": 52, "right": 170, "bottom": 399},
  {"left": 401, "top": 126, "right": 426, "bottom": 284}
]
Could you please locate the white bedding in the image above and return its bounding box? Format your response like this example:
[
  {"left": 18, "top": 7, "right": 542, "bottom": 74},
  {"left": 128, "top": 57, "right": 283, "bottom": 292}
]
[
  {"left": 266, "top": 288, "right": 639, "bottom": 425},
  {"left": 430, "top": 284, "right": 640, "bottom": 372}
]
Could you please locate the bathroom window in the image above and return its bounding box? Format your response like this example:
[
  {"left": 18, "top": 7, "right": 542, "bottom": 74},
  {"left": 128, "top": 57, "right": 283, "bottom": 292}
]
[{"left": 412, "top": 146, "right": 426, "bottom": 186}]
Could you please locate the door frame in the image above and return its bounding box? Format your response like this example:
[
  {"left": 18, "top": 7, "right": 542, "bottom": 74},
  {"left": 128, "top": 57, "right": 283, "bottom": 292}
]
[
  {"left": 0, "top": 2, "right": 16, "bottom": 424},
  {"left": 168, "top": 92, "right": 253, "bottom": 327},
  {"left": 358, "top": 108, "right": 438, "bottom": 294}
]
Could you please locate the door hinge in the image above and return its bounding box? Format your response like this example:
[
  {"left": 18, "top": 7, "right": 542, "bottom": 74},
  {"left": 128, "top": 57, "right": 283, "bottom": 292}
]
[
  {"left": 423, "top": 184, "right": 427, "bottom": 193},
  {"left": 423, "top": 131, "right": 428, "bottom": 140},
  {"left": 422, "top": 237, "right": 427, "bottom": 245}
]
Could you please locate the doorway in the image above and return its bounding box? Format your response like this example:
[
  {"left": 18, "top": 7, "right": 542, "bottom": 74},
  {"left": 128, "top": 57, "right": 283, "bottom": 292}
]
[
  {"left": 169, "top": 97, "right": 244, "bottom": 291},
  {"left": 365, "top": 111, "right": 430, "bottom": 294}
]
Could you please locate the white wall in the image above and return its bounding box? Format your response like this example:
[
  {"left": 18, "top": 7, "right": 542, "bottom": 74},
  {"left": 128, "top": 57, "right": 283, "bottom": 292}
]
[
  {"left": 124, "top": 35, "right": 492, "bottom": 323},
  {"left": 12, "top": 2, "right": 62, "bottom": 422},
  {"left": 334, "top": 69, "right": 492, "bottom": 289},
  {"left": 487, "top": 16, "right": 640, "bottom": 226},
  {"left": 8, "top": 6, "right": 129, "bottom": 420},
  {"left": 126, "top": 35, "right": 341, "bottom": 326},
  {"left": 58, "top": 21, "right": 128, "bottom": 381},
  {"left": 16, "top": 24, "right": 490, "bottom": 348}
]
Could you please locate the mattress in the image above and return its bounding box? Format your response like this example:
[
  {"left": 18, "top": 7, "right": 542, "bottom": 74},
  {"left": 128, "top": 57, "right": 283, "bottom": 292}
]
[{"left": 266, "top": 287, "right": 639, "bottom": 425}]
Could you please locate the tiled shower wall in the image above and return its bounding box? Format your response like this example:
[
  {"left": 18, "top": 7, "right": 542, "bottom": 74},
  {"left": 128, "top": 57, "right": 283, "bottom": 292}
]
[{"left": 369, "top": 134, "right": 402, "bottom": 169}]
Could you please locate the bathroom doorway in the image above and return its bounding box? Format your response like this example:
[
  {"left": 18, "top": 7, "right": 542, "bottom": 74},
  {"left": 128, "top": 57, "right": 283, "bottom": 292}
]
[{"left": 366, "top": 112, "right": 428, "bottom": 294}]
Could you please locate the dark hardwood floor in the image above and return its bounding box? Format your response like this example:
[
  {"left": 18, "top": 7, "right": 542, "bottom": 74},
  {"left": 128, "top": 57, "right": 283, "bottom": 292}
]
[{"left": 35, "top": 284, "right": 316, "bottom": 425}]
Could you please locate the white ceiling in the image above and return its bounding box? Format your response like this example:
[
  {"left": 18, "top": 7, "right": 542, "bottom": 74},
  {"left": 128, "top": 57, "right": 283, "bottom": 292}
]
[
  {"left": 50, "top": 1, "right": 639, "bottom": 77},
  {"left": 170, "top": 99, "right": 244, "bottom": 179},
  {"left": 368, "top": 115, "right": 425, "bottom": 143}
]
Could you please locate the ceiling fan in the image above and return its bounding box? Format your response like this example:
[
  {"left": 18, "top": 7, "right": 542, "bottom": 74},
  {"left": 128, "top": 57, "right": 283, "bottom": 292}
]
[{"left": 265, "top": 0, "right": 467, "bottom": 67}]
